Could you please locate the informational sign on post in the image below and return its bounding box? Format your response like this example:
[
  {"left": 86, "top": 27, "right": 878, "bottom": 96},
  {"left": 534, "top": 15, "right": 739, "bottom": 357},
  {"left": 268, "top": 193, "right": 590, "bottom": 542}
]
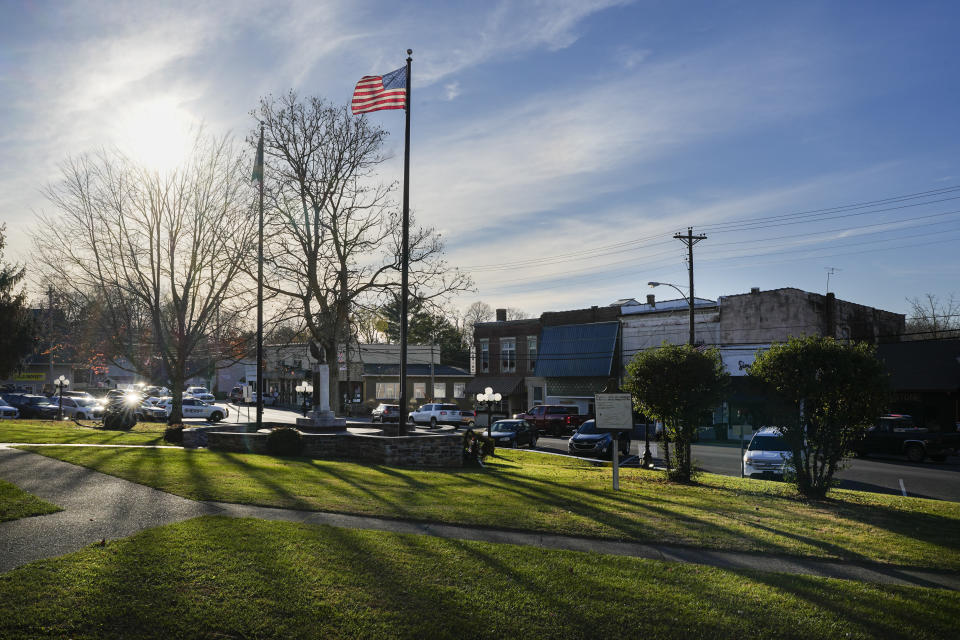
[
  {"left": 595, "top": 393, "right": 633, "bottom": 431},
  {"left": 595, "top": 393, "right": 633, "bottom": 491}
]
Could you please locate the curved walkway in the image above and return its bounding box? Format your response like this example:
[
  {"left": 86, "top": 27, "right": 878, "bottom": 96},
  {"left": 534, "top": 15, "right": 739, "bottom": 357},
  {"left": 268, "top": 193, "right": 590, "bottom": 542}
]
[{"left": 1, "top": 445, "right": 958, "bottom": 590}]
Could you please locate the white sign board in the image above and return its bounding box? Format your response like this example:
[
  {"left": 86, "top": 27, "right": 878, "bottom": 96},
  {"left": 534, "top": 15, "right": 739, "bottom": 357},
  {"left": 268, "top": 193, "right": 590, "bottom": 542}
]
[{"left": 594, "top": 393, "right": 633, "bottom": 431}]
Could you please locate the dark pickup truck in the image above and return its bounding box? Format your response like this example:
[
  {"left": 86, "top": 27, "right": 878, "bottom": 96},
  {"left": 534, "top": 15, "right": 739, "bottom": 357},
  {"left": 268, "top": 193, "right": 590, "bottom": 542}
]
[
  {"left": 515, "top": 405, "right": 590, "bottom": 436},
  {"left": 854, "top": 414, "right": 960, "bottom": 463}
]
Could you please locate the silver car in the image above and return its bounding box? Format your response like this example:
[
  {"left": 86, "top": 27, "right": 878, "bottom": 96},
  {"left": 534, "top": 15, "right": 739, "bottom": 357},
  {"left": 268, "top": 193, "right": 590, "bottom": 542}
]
[{"left": 743, "top": 427, "right": 794, "bottom": 479}]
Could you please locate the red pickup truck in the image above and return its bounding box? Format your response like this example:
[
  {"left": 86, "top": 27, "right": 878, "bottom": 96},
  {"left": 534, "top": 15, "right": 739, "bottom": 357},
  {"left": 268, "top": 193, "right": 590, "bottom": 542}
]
[{"left": 515, "top": 405, "right": 589, "bottom": 436}]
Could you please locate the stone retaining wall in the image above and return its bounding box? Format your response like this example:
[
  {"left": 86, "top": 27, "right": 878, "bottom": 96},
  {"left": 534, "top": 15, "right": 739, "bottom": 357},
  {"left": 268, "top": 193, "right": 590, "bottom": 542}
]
[
  {"left": 183, "top": 424, "right": 259, "bottom": 448},
  {"left": 205, "top": 429, "right": 463, "bottom": 467}
]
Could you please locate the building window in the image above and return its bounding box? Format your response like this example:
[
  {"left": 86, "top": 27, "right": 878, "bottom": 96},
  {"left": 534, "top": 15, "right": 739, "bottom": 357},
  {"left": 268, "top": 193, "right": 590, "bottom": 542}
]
[
  {"left": 375, "top": 382, "right": 399, "bottom": 399},
  {"left": 501, "top": 337, "right": 516, "bottom": 373},
  {"left": 533, "top": 386, "right": 543, "bottom": 403},
  {"left": 453, "top": 383, "right": 465, "bottom": 398},
  {"left": 527, "top": 336, "right": 537, "bottom": 372},
  {"left": 434, "top": 383, "right": 446, "bottom": 399},
  {"left": 480, "top": 339, "right": 489, "bottom": 373},
  {"left": 414, "top": 382, "right": 426, "bottom": 399}
]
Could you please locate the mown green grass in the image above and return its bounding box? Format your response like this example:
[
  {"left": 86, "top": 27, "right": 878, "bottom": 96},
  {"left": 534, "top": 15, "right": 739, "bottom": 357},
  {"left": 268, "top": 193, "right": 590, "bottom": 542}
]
[
  {"left": 0, "top": 419, "right": 165, "bottom": 445},
  {"left": 0, "top": 516, "right": 956, "bottom": 640},
  {"left": 22, "top": 446, "right": 960, "bottom": 570},
  {"left": 0, "top": 479, "right": 61, "bottom": 522}
]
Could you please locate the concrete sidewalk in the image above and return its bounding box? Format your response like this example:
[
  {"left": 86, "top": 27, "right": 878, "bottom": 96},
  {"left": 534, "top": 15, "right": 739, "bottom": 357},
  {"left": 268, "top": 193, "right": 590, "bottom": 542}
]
[
  {"left": 0, "top": 446, "right": 219, "bottom": 572},
  {"left": 2, "top": 445, "right": 958, "bottom": 590}
]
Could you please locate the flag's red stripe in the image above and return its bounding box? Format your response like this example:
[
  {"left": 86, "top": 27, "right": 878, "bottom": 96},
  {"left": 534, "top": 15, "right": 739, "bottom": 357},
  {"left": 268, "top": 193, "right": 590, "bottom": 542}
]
[
  {"left": 352, "top": 91, "right": 406, "bottom": 105},
  {"left": 353, "top": 104, "right": 405, "bottom": 114},
  {"left": 351, "top": 74, "right": 406, "bottom": 115},
  {"left": 352, "top": 88, "right": 404, "bottom": 99}
]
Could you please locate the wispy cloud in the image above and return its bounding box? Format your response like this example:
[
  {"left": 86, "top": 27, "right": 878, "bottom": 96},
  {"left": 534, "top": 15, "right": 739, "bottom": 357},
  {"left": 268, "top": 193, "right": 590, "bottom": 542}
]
[{"left": 444, "top": 82, "right": 461, "bottom": 100}]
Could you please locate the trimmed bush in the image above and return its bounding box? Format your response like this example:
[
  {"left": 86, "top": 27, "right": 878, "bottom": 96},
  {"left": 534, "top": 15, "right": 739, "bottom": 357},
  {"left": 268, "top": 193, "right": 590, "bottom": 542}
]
[
  {"left": 267, "top": 427, "right": 303, "bottom": 456},
  {"left": 463, "top": 429, "right": 496, "bottom": 463},
  {"left": 163, "top": 425, "right": 184, "bottom": 444}
]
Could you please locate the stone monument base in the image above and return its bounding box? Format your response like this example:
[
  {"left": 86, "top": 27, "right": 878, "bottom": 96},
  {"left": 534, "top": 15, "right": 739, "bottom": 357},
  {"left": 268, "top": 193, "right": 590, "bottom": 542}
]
[{"left": 296, "top": 409, "right": 347, "bottom": 433}]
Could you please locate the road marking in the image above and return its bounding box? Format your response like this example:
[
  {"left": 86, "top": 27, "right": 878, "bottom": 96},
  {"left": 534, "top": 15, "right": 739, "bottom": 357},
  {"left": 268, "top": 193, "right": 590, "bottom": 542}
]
[{"left": 899, "top": 478, "right": 907, "bottom": 497}]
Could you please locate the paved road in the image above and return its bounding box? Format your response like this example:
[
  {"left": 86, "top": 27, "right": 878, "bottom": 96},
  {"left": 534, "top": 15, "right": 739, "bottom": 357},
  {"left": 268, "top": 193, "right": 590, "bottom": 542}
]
[{"left": 534, "top": 436, "right": 960, "bottom": 503}]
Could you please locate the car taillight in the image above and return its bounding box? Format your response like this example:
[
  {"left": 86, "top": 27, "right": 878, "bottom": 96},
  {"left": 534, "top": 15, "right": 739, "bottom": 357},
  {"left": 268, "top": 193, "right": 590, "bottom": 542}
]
[
  {"left": 565, "top": 416, "right": 572, "bottom": 424},
  {"left": 440, "top": 411, "right": 447, "bottom": 415}
]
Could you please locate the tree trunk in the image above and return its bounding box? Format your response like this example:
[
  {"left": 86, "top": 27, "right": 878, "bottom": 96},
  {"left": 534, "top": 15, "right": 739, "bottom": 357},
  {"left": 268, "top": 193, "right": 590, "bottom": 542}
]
[{"left": 168, "top": 364, "right": 185, "bottom": 424}]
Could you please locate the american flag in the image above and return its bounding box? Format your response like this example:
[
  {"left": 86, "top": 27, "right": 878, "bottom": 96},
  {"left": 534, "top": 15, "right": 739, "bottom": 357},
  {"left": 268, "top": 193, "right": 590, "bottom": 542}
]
[{"left": 351, "top": 67, "right": 406, "bottom": 115}]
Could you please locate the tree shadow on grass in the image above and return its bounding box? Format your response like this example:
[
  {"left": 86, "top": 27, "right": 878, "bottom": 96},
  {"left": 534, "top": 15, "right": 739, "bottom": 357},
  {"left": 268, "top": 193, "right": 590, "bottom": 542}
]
[
  {"left": 745, "top": 568, "right": 960, "bottom": 638},
  {"left": 206, "top": 452, "right": 317, "bottom": 511}
]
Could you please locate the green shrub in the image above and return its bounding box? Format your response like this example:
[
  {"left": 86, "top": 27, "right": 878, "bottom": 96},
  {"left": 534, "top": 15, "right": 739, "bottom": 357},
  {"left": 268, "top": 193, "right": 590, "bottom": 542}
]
[
  {"left": 463, "top": 429, "right": 495, "bottom": 463},
  {"left": 267, "top": 427, "right": 303, "bottom": 456},
  {"left": 163, "top": 425, "right": 184, "bottom": 444}
]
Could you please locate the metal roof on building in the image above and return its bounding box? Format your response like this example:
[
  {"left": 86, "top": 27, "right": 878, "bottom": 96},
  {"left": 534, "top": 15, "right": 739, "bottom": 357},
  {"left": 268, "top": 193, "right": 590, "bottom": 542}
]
[
  {"left": 534, "top": 321, "right": 619, "bottom": 378},
  {"left": 620, "top": 297, "right": 717, "bottom": 315}
]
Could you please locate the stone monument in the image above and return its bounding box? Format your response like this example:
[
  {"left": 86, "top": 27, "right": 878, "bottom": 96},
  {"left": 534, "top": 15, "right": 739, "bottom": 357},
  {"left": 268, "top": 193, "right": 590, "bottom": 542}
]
[{"left": 296, "top": 363, "right": 347, "bottom": 432}]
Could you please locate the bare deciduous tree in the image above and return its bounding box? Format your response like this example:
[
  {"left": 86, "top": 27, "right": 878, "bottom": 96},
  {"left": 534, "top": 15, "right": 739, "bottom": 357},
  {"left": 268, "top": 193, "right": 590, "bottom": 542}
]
[
  {"left": 905, "top": 293, "right": 960, "bottom": 339},
  {"left": 34, "top": 135, "right": 256, "bottom": 423},
  {"left": 252, "top": 91, "right": 471, "bottom": 413}
]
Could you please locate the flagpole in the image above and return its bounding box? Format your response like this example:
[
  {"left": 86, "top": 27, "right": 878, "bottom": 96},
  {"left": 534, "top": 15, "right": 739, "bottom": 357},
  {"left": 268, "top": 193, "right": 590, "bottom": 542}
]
[
  {"left": 256, "top": 122, "right": 265, "bottom": 429},
  {"left": 399, "top": 49, "right": 412, "bottom": 432}
]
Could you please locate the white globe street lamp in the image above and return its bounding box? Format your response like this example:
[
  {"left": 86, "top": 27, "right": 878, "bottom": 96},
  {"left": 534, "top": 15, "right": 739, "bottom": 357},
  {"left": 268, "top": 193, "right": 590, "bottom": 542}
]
[
  {"left": 295, "top": 381, "right": 313, "bottom": 417},
  {"left": 55, "top": 375, "right": 70, "bottom": 420},
  {"left": 475, "top": 386, "right": 502, "bottom": 437}
]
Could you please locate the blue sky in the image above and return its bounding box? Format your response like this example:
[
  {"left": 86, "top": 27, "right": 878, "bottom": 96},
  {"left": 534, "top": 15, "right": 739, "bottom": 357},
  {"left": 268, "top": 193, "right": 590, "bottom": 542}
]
[{"left": 2, "top": 0, "right": 958, "bottom": 319}]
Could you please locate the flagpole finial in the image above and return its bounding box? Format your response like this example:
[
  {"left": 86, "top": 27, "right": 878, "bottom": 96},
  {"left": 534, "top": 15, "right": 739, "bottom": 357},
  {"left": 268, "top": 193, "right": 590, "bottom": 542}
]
[{"left": 407, "top": 48, "right": 412, "bottom": 57}]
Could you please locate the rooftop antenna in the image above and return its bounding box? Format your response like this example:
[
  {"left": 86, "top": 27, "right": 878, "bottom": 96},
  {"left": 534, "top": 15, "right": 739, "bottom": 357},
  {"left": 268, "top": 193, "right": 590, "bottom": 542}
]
[{"left": 825, "top": 267, "right": 841, "bottom": 294}]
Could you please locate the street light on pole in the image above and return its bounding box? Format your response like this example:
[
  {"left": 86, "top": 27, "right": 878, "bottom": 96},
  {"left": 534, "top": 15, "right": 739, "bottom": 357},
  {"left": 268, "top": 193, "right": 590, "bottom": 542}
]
[
  {"left": 295, "top": 381, "right": 313, "bottom": 417},
  {"left": 55, "top": 375, "right": 70, "bottom": 420},
  {"left": 648, "top": 281, "right": 695, "bottom": 346},
  {"left": 475, "top": 387, "right": 502, "bottom": 438}
]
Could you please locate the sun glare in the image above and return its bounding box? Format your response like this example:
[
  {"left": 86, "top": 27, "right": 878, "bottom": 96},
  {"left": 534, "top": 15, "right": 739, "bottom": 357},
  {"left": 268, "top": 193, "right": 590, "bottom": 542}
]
[{"left": 115, "top": 96, "right": 196, "bottom": 172}]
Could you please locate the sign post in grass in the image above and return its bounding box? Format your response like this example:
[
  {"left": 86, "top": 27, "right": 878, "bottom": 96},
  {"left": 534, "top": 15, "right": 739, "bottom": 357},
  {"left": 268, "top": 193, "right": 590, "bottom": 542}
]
[{"left": 595, "top": 393, "right": 632, "bottom": 491}]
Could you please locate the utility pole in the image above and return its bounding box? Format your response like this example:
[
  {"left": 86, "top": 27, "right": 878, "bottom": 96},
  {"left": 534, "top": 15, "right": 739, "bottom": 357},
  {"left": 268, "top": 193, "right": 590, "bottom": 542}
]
[
  {"left": 673, "top": 227, "right": 707, "bottom": 346},
  {"left": 429, "top": 336, "right": 435, "bottom": 402}
]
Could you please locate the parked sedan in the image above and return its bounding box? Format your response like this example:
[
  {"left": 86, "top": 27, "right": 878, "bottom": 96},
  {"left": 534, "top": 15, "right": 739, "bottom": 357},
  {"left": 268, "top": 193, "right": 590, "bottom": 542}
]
[
  {"left": 0, "top": 398, "right": 19, "bottom": 419},
  {"left": 489, "top": 420, "right": 538, "bottom": 448},
  {"left": 156, "top": 397, "right": 230, "bottom": 422},
  {"left": 568, "top": 419, "right": 630, "bottom": 459},
  {"left": 5, "top": 394, "right": 60, "bottom": 419}
]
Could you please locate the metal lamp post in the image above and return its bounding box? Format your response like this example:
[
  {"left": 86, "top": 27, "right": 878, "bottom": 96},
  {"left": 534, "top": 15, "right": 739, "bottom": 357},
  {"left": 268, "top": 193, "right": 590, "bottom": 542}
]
[
  {"left": 648, "top": 281, "right": 694, "bottom": 346},
  {"left": 295, "top": 381, "right": 313, "bottom": 417},
  {"left": 475, "top": 387, "right": 502, "bottom": 438},
  {"left": 56, "top": 375, "right": 70, "bottom": 420}
]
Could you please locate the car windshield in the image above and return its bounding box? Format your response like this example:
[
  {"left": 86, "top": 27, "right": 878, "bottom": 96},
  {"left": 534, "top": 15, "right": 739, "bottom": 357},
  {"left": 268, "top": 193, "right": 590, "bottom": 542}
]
[
  {"left": 75, "top": 398, "right": 98, "bottom": 406},
  {"left": 748, "top": 435, "right": 789, "bottom": 451},
  {"left": 492, "top": 421, "right": 519, "bottom": 432},
  {"left": 27, "top": 397, "right": 52, "bottom": 405},
  {"left": 577, "top": 420, "right": 597, "bottom": 434}
]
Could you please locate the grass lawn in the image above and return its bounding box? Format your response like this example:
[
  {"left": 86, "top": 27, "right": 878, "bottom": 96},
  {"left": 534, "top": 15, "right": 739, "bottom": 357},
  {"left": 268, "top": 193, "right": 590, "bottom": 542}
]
[
  {"left": 21, "top": 446, "right": 960, "bottom": 570},
  {"left": 0, "top": 479, "right": 61, "bottom": 522},
  {"left": 0, "top": 516, "right": 957, "bottom": 640},
  {"left": 0, "top": 419, "right": 165, "bottom": 445}
]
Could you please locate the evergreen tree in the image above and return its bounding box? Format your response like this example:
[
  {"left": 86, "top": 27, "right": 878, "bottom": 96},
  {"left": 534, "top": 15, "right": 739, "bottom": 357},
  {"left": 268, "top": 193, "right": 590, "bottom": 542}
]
[{"left": 0, "top": 224, "right": 35, "bottom": 378}]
